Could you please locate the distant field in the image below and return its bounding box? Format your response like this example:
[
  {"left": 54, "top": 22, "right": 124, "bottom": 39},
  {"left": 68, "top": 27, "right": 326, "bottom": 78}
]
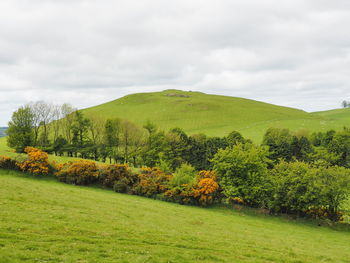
[
  {"left": 0, "top": 169, "right": 349, "bottom": 263},
  {"left": 83, "top": 90, "right": 350, "bottom": 142},
  {"left": 0, "top": 127, "right": 7, "bottom": 138}
]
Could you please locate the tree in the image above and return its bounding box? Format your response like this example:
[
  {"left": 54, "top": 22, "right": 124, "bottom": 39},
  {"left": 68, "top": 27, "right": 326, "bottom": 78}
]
[
  {"left": 262, "top": 128, "right": 293, "bottom": 162},
  {"left": 71, "top": 111, "right": 91, "bottom": 148},
  {"left": 104, "top": 119, "right": 121, "bottom": 163},
  {"left": 7, "top": 106, "right": 35, "bottom": 152},
  {"left": 28, "top": 101, "right": 54, "bottom": 147},
  {"left": 141, "top": 122, "right": 166, "bottom": 167},
  {"left": 212, "top": 143, "right": 270, "bottom": 207},
  {"left": 342, "top": 100, "right": 349, "bottom": 108},
  {"left": 61, "top": 103, "right": 76, "bottom": 144},
  {"left": 119, "top": 120, "right": 145, "bottom": 166}
]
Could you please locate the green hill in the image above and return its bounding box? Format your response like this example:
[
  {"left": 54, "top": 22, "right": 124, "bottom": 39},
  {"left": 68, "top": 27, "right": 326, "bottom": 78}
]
[
  {"left": 83, "top": 90, "right": 348, "bottom": 142},
  {"left": 1, "top": 169, "right": 349, "bottom": 263}
]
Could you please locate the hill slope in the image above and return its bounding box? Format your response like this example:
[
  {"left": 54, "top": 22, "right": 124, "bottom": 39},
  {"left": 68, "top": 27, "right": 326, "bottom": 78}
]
[
  {"left": 83, "top": 90, "right": 346, "bottom": 142},
  {"left": 1, "top": 169, "right": 349, "bottom": 263}
]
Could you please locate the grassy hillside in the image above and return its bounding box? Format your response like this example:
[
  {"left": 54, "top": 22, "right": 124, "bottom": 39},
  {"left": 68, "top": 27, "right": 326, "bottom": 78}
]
[
  {"left": 1, "top": 169, "right": 349, "bottom": 263},
  {"left": 83, "top": 90, "right": 348, "bottom": 142}
]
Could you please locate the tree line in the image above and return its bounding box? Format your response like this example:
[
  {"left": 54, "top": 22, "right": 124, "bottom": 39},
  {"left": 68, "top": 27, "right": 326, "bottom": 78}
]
[{"left": 4, "top": 101, "right": 350, "bottom": 221}]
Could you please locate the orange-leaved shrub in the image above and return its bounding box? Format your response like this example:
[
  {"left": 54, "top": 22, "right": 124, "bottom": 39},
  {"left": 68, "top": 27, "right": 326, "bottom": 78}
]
[
  {"left": 192, "top": 170, "right": 220, "bottom": 206},
  {"left": 99, "top": 164, "right": 137, "bottom": 193},
  {"left": 18, "top": 147, "right": 50, "bottom": 176},
  {"left": 0, "top": 156, "right": 17, "bottom": 170},
  {"left": 55, "top": 160, "right": 99, "bottom": 185},
  {"left": 133, "top": 167, "right": 172, "bottom": 197}
]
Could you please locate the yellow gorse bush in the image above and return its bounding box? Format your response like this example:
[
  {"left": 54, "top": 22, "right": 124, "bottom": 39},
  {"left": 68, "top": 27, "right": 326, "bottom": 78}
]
[
  {"left": 18, "top": 147, "right": 50, "bottom": 176},
  {"left": 192, "top": 170, "right": 220, "bottom": 206},
  {"left": 55, "top": 160, "right": 99, "bottom": 185}
]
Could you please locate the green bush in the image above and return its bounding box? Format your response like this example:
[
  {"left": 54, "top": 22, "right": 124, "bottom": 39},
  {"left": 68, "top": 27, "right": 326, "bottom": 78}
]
[
  {"left": 212, "top": 143, "right": 270, "bottom": 207},
  {"left": 169, "top": 163, "right": 196, "bottom": 188},
  {"left": 267, "top": 161, "right": 350, "bottom": 221}
]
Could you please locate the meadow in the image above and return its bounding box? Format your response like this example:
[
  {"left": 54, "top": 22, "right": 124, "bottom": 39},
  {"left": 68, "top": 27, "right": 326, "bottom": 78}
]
[{"left": 1, "top": 169, "right": 349, "bottom": 263}]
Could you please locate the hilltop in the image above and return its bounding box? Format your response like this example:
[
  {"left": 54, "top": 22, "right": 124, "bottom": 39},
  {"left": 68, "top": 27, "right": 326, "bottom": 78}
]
[{"left": 83, "top": 90, "right": 348, "bottom": 142}]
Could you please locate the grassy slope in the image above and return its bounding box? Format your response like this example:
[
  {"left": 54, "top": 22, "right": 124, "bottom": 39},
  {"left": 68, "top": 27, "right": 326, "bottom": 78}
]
[
  {"left": 1, "top": 169, "right": 349, "bottom": 263},
  {"left": 83, "top": 90, "right": 348, "bottom": 142}
]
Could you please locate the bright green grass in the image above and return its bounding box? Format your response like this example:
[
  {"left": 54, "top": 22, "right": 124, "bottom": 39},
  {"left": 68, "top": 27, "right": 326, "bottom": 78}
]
[
  {"left": 1, "top": 169, "right": 349, "bottom": 263},
  {"left": 82, "top": 90, "right": 350, "bottom": 142}
]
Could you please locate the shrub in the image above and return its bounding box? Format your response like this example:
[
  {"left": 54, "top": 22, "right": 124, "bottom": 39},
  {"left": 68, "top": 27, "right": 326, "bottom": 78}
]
[
  {"left": 99, "top": 164, "right": 131, "bottom": 187},
  {"left": 133, "top": 167, "right": 172, "bottom": 197},
  {"left": 192, "top": 170, "right": 220, "bottom": 206},
  {"left": 165, "top": 170, "right": 220, "bottom": 206},
  {"left": 169, "top": 163, "right": 196, "bottom": 187},
  {"left": 55, "top": 160, "right": 99, "bottom": 185},
  {"left": 212, "top": 143, "right": 270, "bottom": 207},
  {"left": 0, "top": 156, "right": 17, "bottom": 170},
  {"left": 267, "top": 161, "right": 350, "bottom": 221},
  {"left": 99, "top": 164, "right": 137, "bottom": 193},
  {"left": 18, "top": 147, "right": 50, "bottom": 176}
]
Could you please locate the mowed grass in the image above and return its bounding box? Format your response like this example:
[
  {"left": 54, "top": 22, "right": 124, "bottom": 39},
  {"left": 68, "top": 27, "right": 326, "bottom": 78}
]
[
  {"left": 82, "top": 90, "right": 349, "bottom": 142},
  {"left": 1, "top": 169, "right": 350, "bottom": 263}
]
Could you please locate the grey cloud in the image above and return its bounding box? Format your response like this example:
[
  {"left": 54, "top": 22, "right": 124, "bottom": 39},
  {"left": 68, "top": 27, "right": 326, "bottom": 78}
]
[{"left": 1, "top": 0, "right": 350, "bottom": 125}]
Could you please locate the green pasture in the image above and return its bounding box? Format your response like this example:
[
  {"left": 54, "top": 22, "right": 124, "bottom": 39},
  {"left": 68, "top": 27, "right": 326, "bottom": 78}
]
[{"left": 0, "top": 169, "right": 349, "bottom": 263}]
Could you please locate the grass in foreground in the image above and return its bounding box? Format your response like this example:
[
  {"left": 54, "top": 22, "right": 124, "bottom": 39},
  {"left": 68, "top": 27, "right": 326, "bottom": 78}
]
[{"left": 0, "top": 169, "right": 349, "bottom": 263}]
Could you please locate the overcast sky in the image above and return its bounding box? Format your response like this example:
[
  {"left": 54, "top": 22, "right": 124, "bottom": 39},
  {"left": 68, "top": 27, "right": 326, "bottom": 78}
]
[{"left": 1, "top": 0, "right": 350, "bottom": 126}]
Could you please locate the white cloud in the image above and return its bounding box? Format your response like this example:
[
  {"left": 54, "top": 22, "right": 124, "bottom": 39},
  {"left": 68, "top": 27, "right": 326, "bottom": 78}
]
[{"left": 1, "top": 0, "right": 350, "bottom": 125}]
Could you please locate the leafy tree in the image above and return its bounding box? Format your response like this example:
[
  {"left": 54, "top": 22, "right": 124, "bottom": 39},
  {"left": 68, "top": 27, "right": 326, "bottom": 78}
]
[
  {"left": 328, "top": 130, "right": 350, "bottom": 167},
  {"left": 212, "top": 143, "right": 270, "bottom": 207},
  {"left": 290, "top": 135, "right": 313, "bottom": 161},
  {"left": 104, "top": 118, "right": 121, "bottom": 163},
  {"left": 188, "top": 133, "right": 208, "bottom": 170},
  {"left": 226, "top": 130, "right": 246, "bottom": 146},
  {"left": 7, "top": 106, "right": 35, "bottom": 152},
  {"left": 71, "top": 111, "right": 91, "bottom": 147},
  {"left": 262, "top": 128, "right": 293, "bottom": 162},
  {"left": 141, "top": 122, "right": 166, "bottom": 167}
]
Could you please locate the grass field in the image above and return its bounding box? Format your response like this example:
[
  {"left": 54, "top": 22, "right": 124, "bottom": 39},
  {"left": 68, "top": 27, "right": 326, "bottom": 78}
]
[
  {"left": 82, "top": 90, "right": 350, "bottom": 142},
  {"left": 1, "top": 169, "right": 349, "bottom": 263}
]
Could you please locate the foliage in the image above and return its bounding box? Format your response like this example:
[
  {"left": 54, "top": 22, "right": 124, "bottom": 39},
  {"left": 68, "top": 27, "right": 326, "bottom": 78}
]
[
  {"left": 267, "top": 161, "right": 350, "bottom": 221},
  {"left": 7, "top": 106, "right": 35, "bottom": 152},
  {"left": 18, "top": 147, "right": 50, "bottom": 176},
  {"left": 99, "top": 164, "right": 137, "bottom": 193},
  {"left": 192, "top": 170, "right": 220, "bottom": 206},
  {"left": 169, "top": 163, "right": 196, "bottom": 187},
  {"left": 0, "top": 156, "right": 17, "bottom": 170},
  {"left": 55, "top": 160, "right": 99, "bottom": 185},
  {"left": 133, "top": 167, "right": 172, "bottom": 197},
  {"left": 212, "top": 143, "right": 270, "bottom": 207}
]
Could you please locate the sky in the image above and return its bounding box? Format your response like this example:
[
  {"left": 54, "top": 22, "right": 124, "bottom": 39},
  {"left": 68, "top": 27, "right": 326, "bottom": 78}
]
[{"left": 1, "top": 0, "right": 350, "bottom": 126}]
